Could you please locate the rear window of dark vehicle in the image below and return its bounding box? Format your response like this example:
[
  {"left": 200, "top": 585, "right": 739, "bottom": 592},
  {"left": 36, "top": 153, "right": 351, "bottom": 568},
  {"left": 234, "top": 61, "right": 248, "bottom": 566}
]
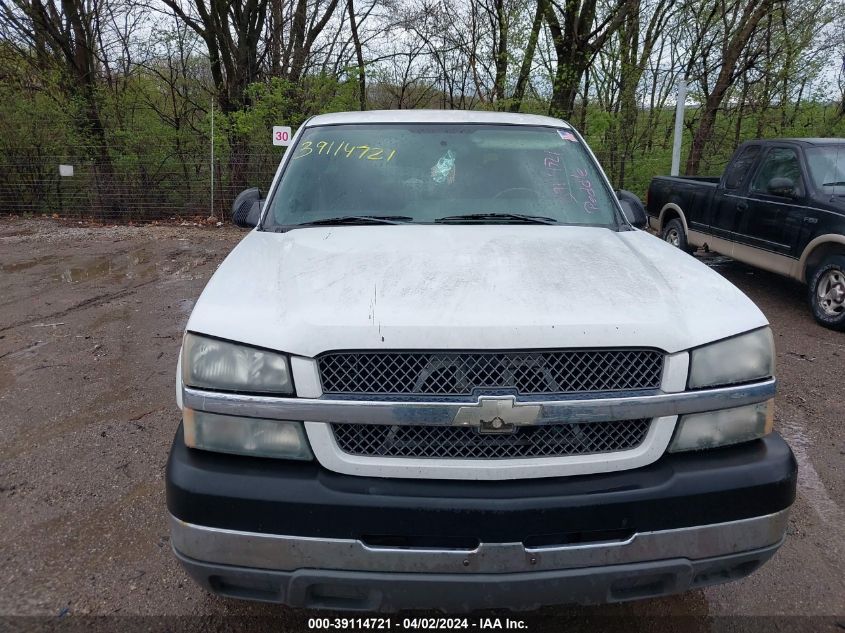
[{"left": 724, "top": 145, "right": 762, "bottom": 190}]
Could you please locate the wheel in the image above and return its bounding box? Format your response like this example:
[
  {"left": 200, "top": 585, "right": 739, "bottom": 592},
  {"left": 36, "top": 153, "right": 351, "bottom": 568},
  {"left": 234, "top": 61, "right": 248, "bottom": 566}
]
[
  {"left": 808, "top": 255, "right": 845, "bottom": 331},
  {"left": 661, "top": 218, "right": 693, "bottom": 253}
]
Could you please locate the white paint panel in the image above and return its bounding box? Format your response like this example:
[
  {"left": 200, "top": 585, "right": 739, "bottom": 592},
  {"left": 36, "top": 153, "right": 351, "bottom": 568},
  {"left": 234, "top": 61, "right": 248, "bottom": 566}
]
[
  {"left": 306, "top": 110, "right": 571, "bottom": 129},
  {"left": 186, "top": 226, "right": 768, "bottom": 357},
  {"left": 290, "top": 356, "right": 322, "bottom": 397},
  {"left": 661, "top": 352, "right": 689, "bottom": 393}
]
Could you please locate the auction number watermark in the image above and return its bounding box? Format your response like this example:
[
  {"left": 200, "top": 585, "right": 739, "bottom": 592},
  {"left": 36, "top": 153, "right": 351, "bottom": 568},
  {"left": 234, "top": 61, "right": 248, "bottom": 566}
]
[{"left": 307, "top": 617, "right": 528, "bottom": 630}]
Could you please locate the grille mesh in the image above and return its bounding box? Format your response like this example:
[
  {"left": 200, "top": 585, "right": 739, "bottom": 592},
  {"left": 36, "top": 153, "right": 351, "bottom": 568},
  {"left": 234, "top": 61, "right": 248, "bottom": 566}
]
[
  {"left": 331, "top": 420, "right": 651, "bottom": 459},
  {"left": 318, "top": 350, "right": 663, "bottom": 396}
]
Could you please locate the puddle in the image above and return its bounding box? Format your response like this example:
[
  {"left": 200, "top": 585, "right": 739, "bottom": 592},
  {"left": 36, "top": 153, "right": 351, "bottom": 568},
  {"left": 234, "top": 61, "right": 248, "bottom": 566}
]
[
  {"left": 56, "top": 257, "right": 114, "bottom": 283},
  {"left": 54, "top": 251, "right": 153, "bottom": 283},
  {"left": 698, "top": 254, "right": 734, "bottom": 268},
  {"left": 779, "top": 417, "right": 845, "bottom": 529},
  {"left": 0, "top": 256, "right": 59, "bottom": 274}
]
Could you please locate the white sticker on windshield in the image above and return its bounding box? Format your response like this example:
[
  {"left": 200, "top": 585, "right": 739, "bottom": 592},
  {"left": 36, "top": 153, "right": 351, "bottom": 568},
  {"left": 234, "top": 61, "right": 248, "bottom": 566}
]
[{"left": 558, "top": 130, "right": 577, "bottom": 142}]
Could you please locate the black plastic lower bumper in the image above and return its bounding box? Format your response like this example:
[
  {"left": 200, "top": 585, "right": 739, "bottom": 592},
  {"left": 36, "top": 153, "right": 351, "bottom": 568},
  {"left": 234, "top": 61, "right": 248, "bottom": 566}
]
[
  {"left": 166, "top": 424, "right": 796, "bottom": 542},
  {"left": 174, "top": 542, "right": 782, "bottom": 611}
]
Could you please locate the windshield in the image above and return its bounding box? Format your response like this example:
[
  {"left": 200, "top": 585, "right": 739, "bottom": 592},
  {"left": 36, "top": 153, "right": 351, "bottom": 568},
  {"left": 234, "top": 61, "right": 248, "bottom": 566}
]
[
  {"left": 264, "top": 124, "right": 622, "bottom": 229},
  {"left": 805, "top": 145, "right": 845, "bottom": 195}
]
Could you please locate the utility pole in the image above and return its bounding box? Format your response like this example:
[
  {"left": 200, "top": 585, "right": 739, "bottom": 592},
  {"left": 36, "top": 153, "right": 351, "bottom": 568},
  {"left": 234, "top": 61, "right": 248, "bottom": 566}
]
[
  {"left": 210, "top": 99, "right": 215, "bottom": 217},
  {"left": 441, "top": 0, "right": 447, "bottom": 109},
  {"left": 671, "top": 78, "right": 686, "bottom": 177}
]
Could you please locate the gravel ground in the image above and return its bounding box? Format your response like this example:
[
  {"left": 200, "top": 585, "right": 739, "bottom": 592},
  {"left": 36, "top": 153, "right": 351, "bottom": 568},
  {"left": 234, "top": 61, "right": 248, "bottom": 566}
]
[{"left": 0, "top": 217, "right": 843, "bottom": 632}]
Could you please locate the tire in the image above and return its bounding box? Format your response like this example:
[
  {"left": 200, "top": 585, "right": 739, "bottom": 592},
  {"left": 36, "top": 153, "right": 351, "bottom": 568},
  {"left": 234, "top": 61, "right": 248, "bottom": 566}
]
[
  {"left": 808, "top": 255, "right": 845, "bottom": 331},
  {"left": 661, "top": 218, "right": 694, "bottom": 253}
]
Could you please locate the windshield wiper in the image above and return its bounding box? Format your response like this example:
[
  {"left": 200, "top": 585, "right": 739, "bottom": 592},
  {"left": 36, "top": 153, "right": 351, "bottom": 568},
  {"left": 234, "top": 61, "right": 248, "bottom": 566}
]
[
  {"left": 289, "top": 215, "right": 414, "bottom": 227},
  {"left": 434, "top": 212, "right": 558, "bottom": 225},
  {"left": 822, "top": 181, "right": 845, "bottom": 187}
]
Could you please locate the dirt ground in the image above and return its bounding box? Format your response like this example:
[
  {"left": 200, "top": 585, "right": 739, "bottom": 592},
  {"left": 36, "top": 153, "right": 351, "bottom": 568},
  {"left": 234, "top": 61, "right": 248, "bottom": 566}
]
[{"left": 0, "top": 217, "right": 843, "bottom": 631}]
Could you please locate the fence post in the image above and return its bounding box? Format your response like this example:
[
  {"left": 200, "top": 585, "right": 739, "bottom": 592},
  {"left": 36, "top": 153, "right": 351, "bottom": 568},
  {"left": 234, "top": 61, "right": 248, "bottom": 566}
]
[
  {"left": 210, "top": 99, "right": 215, "bottom": 218},
  {"left": 671, "top": 78, "right": 686, "bottom": 177}
]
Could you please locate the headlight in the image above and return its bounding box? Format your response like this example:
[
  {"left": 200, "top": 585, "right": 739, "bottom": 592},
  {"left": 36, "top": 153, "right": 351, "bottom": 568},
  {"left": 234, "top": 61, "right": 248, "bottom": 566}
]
[
  {"left": 184, "top": 409, "right": 312, "bottom": 460},
  {"left": 688, "top": 327, "right": 774, "bottom": 389},
  {"left": 669, "top": 400, "right": 773, "bottom": 452},
  {"left": 182, "top": 333, "right": 293, "bottom": 393}
]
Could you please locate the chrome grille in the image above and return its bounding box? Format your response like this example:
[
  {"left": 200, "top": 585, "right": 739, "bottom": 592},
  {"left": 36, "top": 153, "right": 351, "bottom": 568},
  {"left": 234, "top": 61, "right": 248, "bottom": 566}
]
[
  {"left": 318, "top": 350, "right": 663, "bottom": 396},
  {"left": 331, "top": 420, "right": 651, "bottom": 459}
]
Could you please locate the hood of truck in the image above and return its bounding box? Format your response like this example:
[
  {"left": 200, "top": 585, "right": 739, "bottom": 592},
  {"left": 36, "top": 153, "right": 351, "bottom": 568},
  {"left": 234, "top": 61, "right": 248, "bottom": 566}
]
[{"left": 186, "top": 225, "right": 768, "bottom": 357}]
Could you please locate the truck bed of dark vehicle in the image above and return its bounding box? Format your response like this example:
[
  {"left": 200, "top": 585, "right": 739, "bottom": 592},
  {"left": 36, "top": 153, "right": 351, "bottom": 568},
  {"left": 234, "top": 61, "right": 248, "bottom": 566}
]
[{"left": 646, "top": 176, "right": 719, "bottom": 234}]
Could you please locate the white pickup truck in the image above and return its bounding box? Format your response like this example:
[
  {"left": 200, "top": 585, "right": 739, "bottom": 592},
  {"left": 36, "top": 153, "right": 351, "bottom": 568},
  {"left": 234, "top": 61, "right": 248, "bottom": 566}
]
[{"left": 167, "top": 111, "right": 796, "bottom": 612}]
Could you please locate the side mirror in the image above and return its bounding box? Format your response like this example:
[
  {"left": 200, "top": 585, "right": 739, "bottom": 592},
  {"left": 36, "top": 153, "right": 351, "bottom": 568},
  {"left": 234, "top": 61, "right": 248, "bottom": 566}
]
[
  {"left": 232, "top": 187, "right": 262, "bottom": 228},
  {"left": 767, "top": 177, "right": 796, "bottom": 198},
  {"left": 616, "top": 189, "right": 648, "bottom": 229}
]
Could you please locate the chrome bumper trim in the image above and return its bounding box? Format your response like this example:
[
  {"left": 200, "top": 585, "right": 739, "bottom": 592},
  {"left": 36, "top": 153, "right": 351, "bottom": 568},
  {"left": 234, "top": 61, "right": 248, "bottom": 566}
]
[
  {"left": 170, "top": 509, "right": 789, "bottom": 575},
  {"left": 182, "top": 378, "right": 776, "bottom": 426}
]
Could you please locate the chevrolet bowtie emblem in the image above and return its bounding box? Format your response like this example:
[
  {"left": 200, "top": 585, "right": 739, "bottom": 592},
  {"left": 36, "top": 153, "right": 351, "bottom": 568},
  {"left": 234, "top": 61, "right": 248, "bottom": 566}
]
[{"left": 453, "top": 396, "right": 541, "bottom": 434}]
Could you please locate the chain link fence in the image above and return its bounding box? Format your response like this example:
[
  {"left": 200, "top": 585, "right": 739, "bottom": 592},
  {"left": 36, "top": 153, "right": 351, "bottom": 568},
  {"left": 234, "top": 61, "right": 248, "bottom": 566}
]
[
  {"left": 0, "top": 150, "right": 684, "bottom": 223},
  {"left": 0, "top": 152, "right": 282, "bottom": 223}
]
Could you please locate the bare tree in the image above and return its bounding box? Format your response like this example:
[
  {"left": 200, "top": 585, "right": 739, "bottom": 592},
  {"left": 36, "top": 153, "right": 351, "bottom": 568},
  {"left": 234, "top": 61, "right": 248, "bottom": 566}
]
[
  {"left": 543, "top": 0, "right": 634, "bottom": 119},
  {"left": 474, "top": 0, "right": 510, "bottom": 105},
  {"left": 157, "top": 0, "right": 268, "bottom": 115},
  {"left": 153, "top": 0, "right": 268, "bottom": 189},
  {"left": 370, "top": 38, "right": 439, "bottom": 109},
  {"left": 510, "top": 0, "right": 545, "bottom": 112},
  {"left": 614, "top": 0, "right": 674, "bottom": 186},
  {"left": 139, "top": 13, "right": 212, "bottom": 202},
  {"left": 0, "top": 0, "right": 112, "bottom": 167},
  {"left": 685, "top": 0, "right": 775, "bottom": 174},
  {"left": 284, "top": 0, "right": 342, "bottom": 81},
  {"left": 347, "top": 0, "right": 367, "bottom": 109}
]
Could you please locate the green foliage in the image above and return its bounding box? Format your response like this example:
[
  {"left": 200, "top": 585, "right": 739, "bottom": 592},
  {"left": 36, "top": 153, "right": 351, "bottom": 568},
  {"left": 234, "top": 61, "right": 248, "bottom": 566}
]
[
  {"left": 232, "top": 76, "right": 359, "bottom": 139},
  {"left": 1, "top": 37, "right": 843, "bottom": 219},
  {"left": 0, "top": 59, "right": 82, "bottom": 160},
  {"left": 0, "top": 55, "right": 366, "bottom": 217},
  {"left": 0, "top": 52, "right": 89, "bottom": 214},
  {"left": 581, "top": 100, "right": 845, "bottom": 200}
]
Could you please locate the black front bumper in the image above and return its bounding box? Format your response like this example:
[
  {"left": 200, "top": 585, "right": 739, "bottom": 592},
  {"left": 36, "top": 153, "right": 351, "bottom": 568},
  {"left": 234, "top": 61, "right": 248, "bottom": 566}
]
[{"left": 166, "top": 424, "right": 796, "bottom": 542}]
